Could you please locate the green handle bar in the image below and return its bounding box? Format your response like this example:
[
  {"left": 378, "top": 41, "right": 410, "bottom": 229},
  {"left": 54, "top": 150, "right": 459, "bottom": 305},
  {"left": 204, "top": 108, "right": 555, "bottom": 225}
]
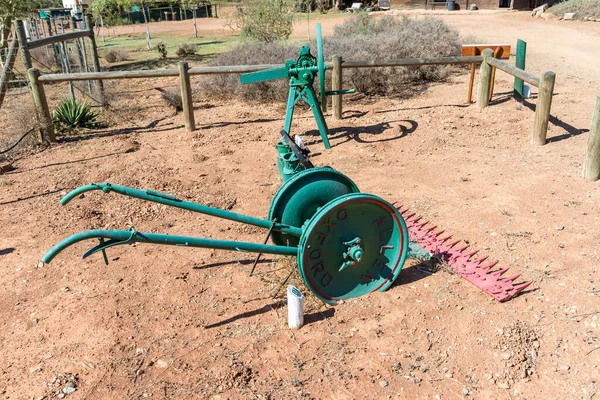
[
  {"left": 60, "top": 183, "right": 303, "bottom": 237},
  {"left": 42, "top": 229, "right": 298, "bottom": 264}
]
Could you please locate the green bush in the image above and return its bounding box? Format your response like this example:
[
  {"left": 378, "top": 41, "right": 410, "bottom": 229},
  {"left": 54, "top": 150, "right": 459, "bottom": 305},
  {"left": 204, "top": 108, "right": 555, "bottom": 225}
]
[
  {"left": 197, "top": 15, "right": 463, "bottom": 101},
  {"left": 549, "top": 0, "right": 600, "bottom": 19},
  {"left": 52, "top": 98, "right": 100, "bottom": 131},
  {"left": 237, "top": 0, "right": 295, "bottom": 42},
  {"left": 176, "top": 43, "right": 197, "bottom": 57}
]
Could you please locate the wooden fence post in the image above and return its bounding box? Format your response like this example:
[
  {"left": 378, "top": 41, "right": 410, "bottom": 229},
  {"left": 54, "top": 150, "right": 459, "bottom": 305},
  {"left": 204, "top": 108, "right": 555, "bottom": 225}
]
[
  {"left": 86, "top": 15, "right": 105, "bottom": 104},
  {"left": 532, "top": 71, "right": 555, "bottom": 146},
  {"left": 582, "top": 95, "right": 600, "bottom": 181},
  {"left": 15, "top": 20, "right": 33, "bottom": 71},
  {"left": 332, "top": 55, "right": 343, "bottom": 120},
  {"left": 178, "top": 61, "right": 195, "bottom": 132},
  {"left": 477, "top": 49, "right": 493, "bottom": 109},
  {"left": 27, "top": 68, "right": 56, "bottom": 143}
]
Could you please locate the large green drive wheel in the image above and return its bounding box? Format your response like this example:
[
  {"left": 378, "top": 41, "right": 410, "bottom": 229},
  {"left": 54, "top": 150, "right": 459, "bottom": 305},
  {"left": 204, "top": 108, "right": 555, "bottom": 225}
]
[
  {"left": 268, "top": 167, "right": 359, "bottom": 248},
  {"left": 296, "top": 193, "right": 409, "bottom": 305}
]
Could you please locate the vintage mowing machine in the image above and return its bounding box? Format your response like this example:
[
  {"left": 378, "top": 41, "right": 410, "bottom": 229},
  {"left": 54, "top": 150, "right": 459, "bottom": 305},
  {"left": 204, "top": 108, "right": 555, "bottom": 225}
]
[{"left": 42, "top": 25, "right": 531, "bottom": 304}]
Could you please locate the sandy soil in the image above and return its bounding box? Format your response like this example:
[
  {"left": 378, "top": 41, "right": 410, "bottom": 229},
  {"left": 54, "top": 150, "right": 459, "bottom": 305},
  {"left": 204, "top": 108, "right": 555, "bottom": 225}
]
[{"left": 1, "top": 11, "right": 600, "bottom": 400}]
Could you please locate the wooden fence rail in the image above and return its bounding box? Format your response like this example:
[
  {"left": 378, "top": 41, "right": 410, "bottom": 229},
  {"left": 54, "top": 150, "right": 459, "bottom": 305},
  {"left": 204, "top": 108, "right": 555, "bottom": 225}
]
[
  {"left": 27, "top": 30, "right": 92, "bottom": 50},
  {"left": 28, "top": 54, "right": 556, "bottom": 149}
]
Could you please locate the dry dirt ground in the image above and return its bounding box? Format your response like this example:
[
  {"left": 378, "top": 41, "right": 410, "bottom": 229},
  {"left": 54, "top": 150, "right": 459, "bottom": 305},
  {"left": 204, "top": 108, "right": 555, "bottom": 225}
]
[{"left": 1, "top": 11, "right": 600, "bottom": 400}]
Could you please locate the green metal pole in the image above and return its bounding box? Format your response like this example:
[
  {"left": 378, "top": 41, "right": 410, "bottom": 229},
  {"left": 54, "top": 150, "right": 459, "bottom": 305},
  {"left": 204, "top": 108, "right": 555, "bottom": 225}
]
[
  {"left": 305, "top": 86, "right": 331, "bottom": 149},
  {"left": 283, "top": 86, "right": 296, "bottom": 135},
  {"left": 42, "top": 229, "right": 298, "bottom": 264},
  {"left": 514, "top": 39, "right": 526, "bottom": 99},
  {"left": 60, "top": 183, "right": 303, "bottom": 237}
]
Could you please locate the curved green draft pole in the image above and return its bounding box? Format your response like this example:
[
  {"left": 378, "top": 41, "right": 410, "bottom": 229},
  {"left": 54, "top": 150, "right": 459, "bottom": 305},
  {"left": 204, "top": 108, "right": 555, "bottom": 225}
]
[
  {"left": 61, "top": 183, "right": 303, "bottom": 237},
  {"left": 42, "top": 229, "right": 298, "bottom": 264}
]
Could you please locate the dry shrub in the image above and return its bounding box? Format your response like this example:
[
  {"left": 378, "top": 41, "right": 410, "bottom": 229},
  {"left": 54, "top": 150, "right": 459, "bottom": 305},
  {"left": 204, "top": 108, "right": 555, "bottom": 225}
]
[
  {"left": 197, "top": 42, "right": 299, "bottom": 102},
  {"left": 197, "top": 15, "right": 463, "bottom": 102},
  {"left": 156, "top": 88, "right": 182, "bottom": 111},
  {"left": 30, "top": 46, "right": 59, "bottom": 70},
  {"left": 549, "top": 0, "right": 600, "bottom": 19},
  {"left": 104, "top": 49, "right": 129, "bottom": 63},
  {"left": 176, "top": 43, "right": 197, "bottom": 57},
  {"left": 325, "top": 15, "right": 462, "bottom": 95}
]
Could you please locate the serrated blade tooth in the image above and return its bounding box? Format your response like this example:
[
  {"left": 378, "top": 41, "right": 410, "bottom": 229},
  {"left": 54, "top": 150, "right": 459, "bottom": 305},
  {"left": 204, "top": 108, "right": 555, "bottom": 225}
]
[
  {"left": 464, "top": 250, "right": 479, "bottom": 259},
  {"left": 490, "top": 268, "right": 510, "bottom": 278},
  {"left": 425, "top": 225, "right": 438, "bottom": 233},
  {"left": 501, "top": 274, "right": 521, "bottom": 284},
  {"left": 472, "top": 255, "right": 488, "bottom": 265},
  {"left": 456, "top": 245, "right": 470, "bottom": 253},
  {"left": 479, "top": 261, "right": 498, "bottom": 273},
  {"left": 447, "top": 240, "right": 461, "bottom": 249},
  {"left": 512, "top": 281, "right": 533, "bottom": 292},
  {"left": 433, "top": 230, "right": 445, "bottom": 237}
]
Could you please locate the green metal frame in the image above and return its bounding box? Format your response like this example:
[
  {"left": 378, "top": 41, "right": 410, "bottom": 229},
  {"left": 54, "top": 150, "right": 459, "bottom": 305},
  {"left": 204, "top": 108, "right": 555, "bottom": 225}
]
[
  {"left": 42, "top": 181, "right": 417, "bottom": 304},
  {"left": 239, "top": 23, "right": 354, "bottom": 150}
]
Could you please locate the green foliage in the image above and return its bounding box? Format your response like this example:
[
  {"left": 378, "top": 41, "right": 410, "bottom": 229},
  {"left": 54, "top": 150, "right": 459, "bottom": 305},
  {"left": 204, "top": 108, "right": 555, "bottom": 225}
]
[
  {"left": 175, "top": 43, "right": 197, "bottom": 57},
  {"left": 0, "top": 0, "right": 58, "bottom": 50},
  {"left": 156, "top": 42, "right": 168, "bottom": 59},
  {"left": 237, "top": 0, "right": 295, "bottom": 42},
  {"left": 549, "top": 0, "right": 600, "bottom": 19},
  {"left": 52, "top": 98, "right": 100, "bottom": 131},
  {"left": 89, "top": 0, "right": 122, "bottom": 26}
]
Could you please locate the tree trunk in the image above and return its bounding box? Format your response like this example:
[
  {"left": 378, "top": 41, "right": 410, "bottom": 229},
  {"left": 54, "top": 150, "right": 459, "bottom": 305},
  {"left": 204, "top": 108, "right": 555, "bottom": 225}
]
[
  {"left": 141, "top": 3, "right": 152, "bottom": 49},
  {"left": 0, "top": 16, "right": 13, "bottom": 65}
]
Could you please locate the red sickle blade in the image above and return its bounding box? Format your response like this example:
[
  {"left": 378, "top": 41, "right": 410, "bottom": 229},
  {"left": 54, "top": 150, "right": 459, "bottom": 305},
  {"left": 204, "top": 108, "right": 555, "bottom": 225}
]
[{"left": 401, "top": 206, "right": 533, "bottom": 302}]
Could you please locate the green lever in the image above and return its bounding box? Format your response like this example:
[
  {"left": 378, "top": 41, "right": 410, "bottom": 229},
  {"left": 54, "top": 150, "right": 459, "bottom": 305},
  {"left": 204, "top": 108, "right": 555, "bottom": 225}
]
[
  {"left": 42, "top": 229, "right": 298, "bottom": 264},
  {"left": 60, "top": 183, "right": 303, "bottom": 237}
]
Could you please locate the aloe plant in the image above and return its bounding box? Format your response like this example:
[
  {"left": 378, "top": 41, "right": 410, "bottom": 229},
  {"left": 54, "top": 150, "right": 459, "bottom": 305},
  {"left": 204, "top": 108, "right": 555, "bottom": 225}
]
[{"left": 52, "top": 97, "right": 100, "bottom": 131}]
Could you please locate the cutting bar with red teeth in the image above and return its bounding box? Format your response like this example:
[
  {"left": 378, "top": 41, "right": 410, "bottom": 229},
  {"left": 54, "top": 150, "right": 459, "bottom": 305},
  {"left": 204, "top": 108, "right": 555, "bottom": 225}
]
[{"left": 396, "top": 205, "right": 533, "bottom": 302}]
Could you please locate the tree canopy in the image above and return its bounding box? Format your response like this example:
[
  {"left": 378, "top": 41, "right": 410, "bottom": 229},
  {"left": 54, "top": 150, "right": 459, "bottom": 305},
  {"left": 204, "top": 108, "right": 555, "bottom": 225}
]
[{"left": 0, "top": 0, "right": 60, "bottom": 55}]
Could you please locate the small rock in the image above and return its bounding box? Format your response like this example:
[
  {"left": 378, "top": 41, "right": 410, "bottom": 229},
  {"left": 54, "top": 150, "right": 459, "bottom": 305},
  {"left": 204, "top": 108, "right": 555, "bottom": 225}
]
[
  {"left": 29, "top": 364, "right": 43, "bottom": 374},
  {"left": 36, "top": 262, "right": 45, "bottom": 269},
  {"left": 57, "top": 394, "right": 65, "bottom": 399},
  {"left": 155, "top": 359, "right": 169, "bottom": 368},
  {"left": 379, "top": 380, "right": 389, "bottom": 387},
  {"left": 462, "top": 387, "right": 470, "bottom": 396},
  {"left": 556, "top": 364, "right": 570, "bottom": 371},
  {"left": 563, "top": 12, "right": 575, "bottom": 20},
  {"left": 484, "top": 372, "right": 493, "bottom": 380},
  {"left": 502, "top": 352, "right": 512, "bottom": 360},
  {"left": 555, "top": 224, "right": 564, "bottom": 231},
  {"left": 497, "top": 381, "right": 511, "bottom": 389},
  {"left": 63, "top": 386, "right": 76, "bottom": 394}
]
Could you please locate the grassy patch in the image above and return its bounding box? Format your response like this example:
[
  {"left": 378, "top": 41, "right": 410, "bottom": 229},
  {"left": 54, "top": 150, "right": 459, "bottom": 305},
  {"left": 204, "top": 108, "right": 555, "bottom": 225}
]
[{"left": 97, "top": 32, "right": 241, "bottom": 69}]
